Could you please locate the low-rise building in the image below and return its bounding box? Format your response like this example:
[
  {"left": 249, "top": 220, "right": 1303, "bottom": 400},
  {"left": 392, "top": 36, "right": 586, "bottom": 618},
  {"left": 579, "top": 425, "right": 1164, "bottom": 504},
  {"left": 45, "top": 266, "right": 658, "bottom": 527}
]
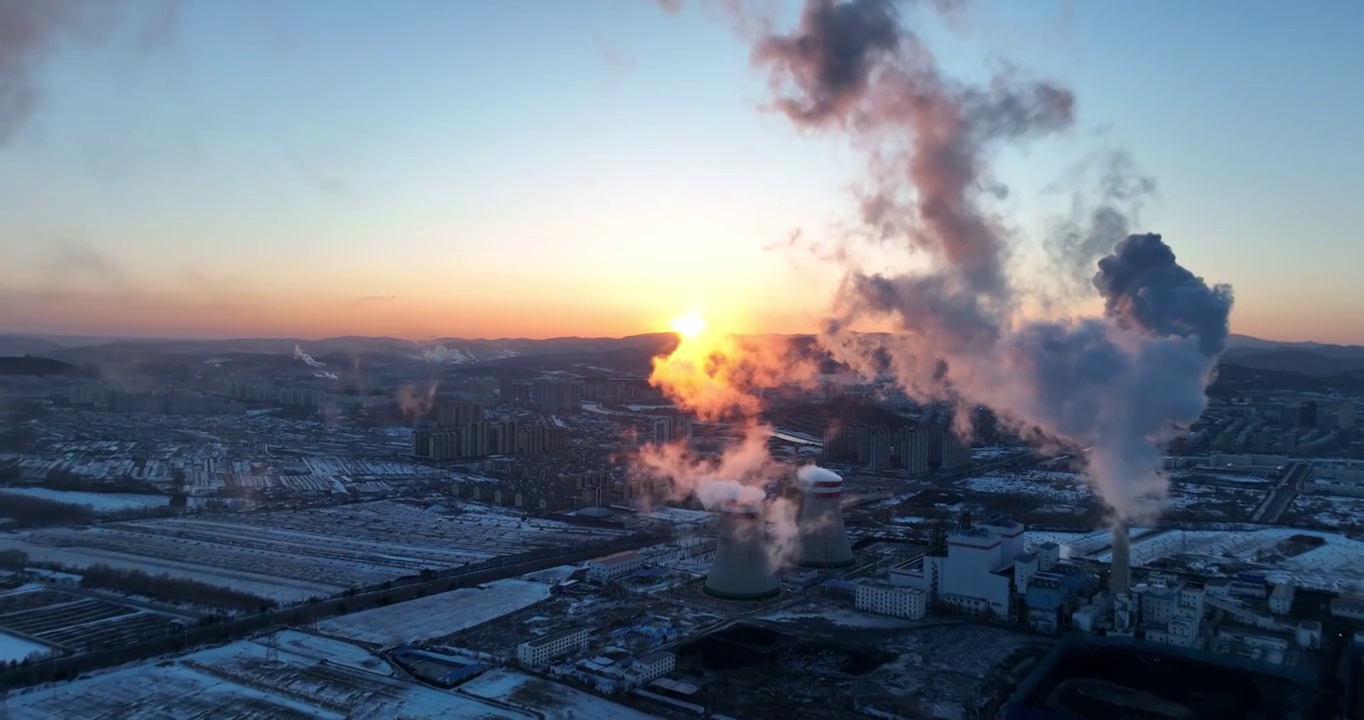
[
  {"left": 1331, "top": 595, "right": 1364, "bottom": 622},
  {"left": 855, "top": 581, "right": 927, "bottom": 620},
  {"left": 517, "top": 627, "right": 589, "bottom": 668},
  {"left": 587, "top": 551, "right": 646, "bottom": 582},
  {"left": 630, "top": 651, "right": 676, "bottom": 684},
  {"left": 1269, "top": 581, "right": 1295, "bottom": 614}
]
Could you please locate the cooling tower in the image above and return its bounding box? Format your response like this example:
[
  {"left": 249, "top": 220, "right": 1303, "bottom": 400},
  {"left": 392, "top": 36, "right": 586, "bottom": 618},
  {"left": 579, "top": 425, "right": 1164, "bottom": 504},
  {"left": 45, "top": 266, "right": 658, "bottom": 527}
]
[
  {"left": 1111, "top": 522, "right": 1131, "bottom": 597},
  {"left": 704, "top": 502, "right": 781, "bottom": 601},
  {"left": 796, "top": 469, "right": 854, "bottom": 569}
]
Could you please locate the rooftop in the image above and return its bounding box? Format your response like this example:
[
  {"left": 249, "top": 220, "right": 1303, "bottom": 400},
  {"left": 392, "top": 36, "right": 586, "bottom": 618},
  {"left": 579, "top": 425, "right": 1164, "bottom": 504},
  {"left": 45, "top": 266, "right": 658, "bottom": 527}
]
[
  {"left": 637, "top": 651, "right": 674, "bottom": 666},
  {"left": 525, "top": 626, "right": 588, "bottom": 649},
  {"left": 592, "top": 550, "right": 641, "bottom": 567}
]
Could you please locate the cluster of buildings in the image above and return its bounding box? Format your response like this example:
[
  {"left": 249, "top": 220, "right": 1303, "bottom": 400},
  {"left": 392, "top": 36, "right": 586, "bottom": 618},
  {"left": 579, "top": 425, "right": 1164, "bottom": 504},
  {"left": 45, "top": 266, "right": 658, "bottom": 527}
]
[
  {"left": 68, "top": 383, "right": 244, "bottom": 415},
  {"left": 514, "top": 621, "right": 678, "bottom": 694},
  {"left": 222, "top": 378, "right": 326, "bottom": 407},
  {"left": 822, "top": 423, "right": 971, "bottom": 473},
  {"left": 411, "top": 400, "right": 568, "bottom": 460}
]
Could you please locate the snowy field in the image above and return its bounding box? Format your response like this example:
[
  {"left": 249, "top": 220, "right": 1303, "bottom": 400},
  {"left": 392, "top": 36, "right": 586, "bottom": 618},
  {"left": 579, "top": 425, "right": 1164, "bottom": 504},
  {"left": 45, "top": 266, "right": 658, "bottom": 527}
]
[
  {"left": 519, "top": 565, "right": 579, "bottom": 585},
  {"left": 0, "top": 499, "right": 623, "bottom": 604},
  {"left": 1164, "top": 482, "right": 1265, "bottom": 519},
  {"left": 1175, "top": 472, "right": 1274, "bottom": 485},
  {"left": 0, "top": 488, "right": 169, "bottom": 512},
  {"left": 1025, "top": 528, "right": 1159, "bottom": 560},
  {"left": 0, "top": 631, "right": 50, "bottom": 663},
  {"left": 759, "top": 606, "right": 921, "bottom": 631},
  {"left": 318, "top": 578, "right": 551, "bottom": 646},
  {"left": 1119, "top": 528, "right": 1364, "bottom": 593},
  {"left": 4, "top": 632, "right": 532, "bottom": 719},
  {"left": 960, "top": 470, "right": 1095, "bottom": 504},
  {"left": 461, "top": 670, "right": 658, "bottom": 720},
  {"left": 1282, "top": 494, "right": 1364, "bottom": 531}
]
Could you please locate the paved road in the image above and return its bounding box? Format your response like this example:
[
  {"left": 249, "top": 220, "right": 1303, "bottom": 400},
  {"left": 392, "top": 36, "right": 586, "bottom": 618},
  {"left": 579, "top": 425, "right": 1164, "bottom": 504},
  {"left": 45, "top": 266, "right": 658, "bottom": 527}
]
[{"left": 1253, "top": 462, "right": 1307, "bottom": 524}]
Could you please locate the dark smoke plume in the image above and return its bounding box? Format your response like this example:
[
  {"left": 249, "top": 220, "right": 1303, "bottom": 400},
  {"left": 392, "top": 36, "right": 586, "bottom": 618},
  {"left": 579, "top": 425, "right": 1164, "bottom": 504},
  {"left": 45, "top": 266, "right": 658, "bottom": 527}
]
[
  {"left": 688, "top": 0, "right": 1234, "bottom": 521},
  {"left": 0, "top": 0, "right": 177, "bottom": 145}
]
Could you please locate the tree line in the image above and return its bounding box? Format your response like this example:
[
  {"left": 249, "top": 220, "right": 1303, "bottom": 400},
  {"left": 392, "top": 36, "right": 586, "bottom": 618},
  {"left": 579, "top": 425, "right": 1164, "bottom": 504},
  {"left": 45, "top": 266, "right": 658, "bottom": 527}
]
[{"left": 79, "top": 564, "right": 277, "bottom": 614}]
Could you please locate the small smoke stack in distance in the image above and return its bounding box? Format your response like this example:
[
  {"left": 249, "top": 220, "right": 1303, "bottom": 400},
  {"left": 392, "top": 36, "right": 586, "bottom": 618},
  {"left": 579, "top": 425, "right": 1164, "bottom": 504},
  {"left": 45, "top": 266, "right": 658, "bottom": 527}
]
[
  {"left": 795, "top": 465, "right": 854, "bottom": 569},
  {"left": 705, "top": 501, "right": 781, "bottom": 601},
  {"left": 1110, "top": 523, "right": 1131, "bottom": 597}
]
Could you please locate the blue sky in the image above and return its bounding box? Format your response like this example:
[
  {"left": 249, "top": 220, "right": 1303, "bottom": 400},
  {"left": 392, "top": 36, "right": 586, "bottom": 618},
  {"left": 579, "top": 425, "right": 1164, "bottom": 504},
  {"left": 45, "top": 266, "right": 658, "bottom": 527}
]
[{"left": 0, "top": 0, "right": 1360, "bottom": 341}]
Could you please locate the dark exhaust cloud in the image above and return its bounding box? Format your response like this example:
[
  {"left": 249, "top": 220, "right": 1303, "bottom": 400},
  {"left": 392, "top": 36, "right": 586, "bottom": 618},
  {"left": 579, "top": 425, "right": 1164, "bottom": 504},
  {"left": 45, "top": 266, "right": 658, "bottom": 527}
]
[{"left": 0, "top": 0, "right": 178, "bottom": 145}]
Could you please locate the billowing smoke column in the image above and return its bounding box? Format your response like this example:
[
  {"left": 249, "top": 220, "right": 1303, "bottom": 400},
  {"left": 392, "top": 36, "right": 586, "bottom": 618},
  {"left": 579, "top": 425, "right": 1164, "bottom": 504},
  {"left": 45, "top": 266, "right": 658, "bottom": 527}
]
[
  {"left": 795, "top": 465, "right": 854, "bottom": 568},
  {"left": 705, "top": 499, "right": 782, "bottom": 601},
  {"left": 739, "top": 0, "right": 1231, "bottom": 523}
]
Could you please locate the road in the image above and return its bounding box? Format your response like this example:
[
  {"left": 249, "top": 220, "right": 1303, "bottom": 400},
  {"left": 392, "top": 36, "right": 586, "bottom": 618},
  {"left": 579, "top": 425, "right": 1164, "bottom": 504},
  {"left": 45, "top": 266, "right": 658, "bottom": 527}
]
[
  {"left": 0, "top": 530, "right": 666, "bottom": 691},
  {"left": 1253, "top": 462, "right": 1307, "bottom": 524}
]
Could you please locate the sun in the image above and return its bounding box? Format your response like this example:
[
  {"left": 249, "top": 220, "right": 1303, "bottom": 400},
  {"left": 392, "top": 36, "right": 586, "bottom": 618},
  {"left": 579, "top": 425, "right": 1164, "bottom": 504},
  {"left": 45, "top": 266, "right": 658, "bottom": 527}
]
[{"left": 671, "top": 312, "right": 708, "bottom": 339}]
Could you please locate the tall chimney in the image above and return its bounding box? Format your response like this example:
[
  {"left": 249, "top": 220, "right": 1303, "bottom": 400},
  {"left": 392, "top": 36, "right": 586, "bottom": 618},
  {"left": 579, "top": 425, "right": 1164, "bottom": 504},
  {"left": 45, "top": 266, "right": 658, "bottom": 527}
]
[{"left": 1111, "top": 522, "right": 1131, "bottom": 597}]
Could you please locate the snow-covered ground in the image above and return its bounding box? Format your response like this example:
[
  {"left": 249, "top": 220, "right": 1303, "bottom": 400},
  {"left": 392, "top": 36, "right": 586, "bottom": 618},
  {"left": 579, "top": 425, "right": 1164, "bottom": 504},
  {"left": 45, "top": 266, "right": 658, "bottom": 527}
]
[
  {"left": 519, "top": 565, "right": 579, "bottom": 585},
  {"left": 268, "top": 630, "right": 394, "bottom": 676},
  {"left": 1119, "top": 528, "right": 1364, "bottom": 593},
  {"left": 1176, "top": 472, "right": 1274, "bottom": 485},
  {"left": 0, "top": 500, "right": 622, "bottom": 605},
  {"left": 1283, "top": 494, "right": 1364, "bottom": 531},
  {"left": 0, "top": 631, "right": 50, "bottom": 663},
  {"left": 960, "top": 470, "right": 1095, "bottom": 504},
  {"left": 4, "top": 633, "right": 531, "bottom": 719},
  {"left": 759, "top": 607, "right": 920, "bottom": 630},
  {"left": 461, "top": 670, "right": 658, "bottom": 720},
  {"left": 1025, "top": 528, "right": 1158, "bottom": 560},
  {"left": 0, "top": 488, "right": 168, "bottom": 512},
  {"left": 318, "top": 579, "right": 551, "bottom": 646}
]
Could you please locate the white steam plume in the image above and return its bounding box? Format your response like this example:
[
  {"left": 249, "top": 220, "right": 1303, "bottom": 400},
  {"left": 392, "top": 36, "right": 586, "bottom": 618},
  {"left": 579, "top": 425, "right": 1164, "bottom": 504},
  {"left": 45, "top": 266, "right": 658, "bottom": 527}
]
[{"left": 695, "top": 0, "right": 1232, "bottom": 523}]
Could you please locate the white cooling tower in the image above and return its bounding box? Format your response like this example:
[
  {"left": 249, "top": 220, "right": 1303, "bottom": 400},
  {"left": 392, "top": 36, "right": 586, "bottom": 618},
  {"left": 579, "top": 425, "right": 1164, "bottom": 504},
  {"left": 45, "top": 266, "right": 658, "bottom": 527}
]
[
  {"left": 1111, "top": 522, "right": 1131, "bottom": 597},
  {"left": 796, "top": 468, "right": 854, "bottom": 569},
  {"left": 704, "top": 501, "right": 781, "bottom": 601}
]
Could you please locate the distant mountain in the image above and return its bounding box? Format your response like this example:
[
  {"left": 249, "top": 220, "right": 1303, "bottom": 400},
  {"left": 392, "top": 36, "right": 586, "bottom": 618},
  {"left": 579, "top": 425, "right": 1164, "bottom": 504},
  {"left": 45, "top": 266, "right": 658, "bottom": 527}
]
[
  {"left": 0, "top": 356, "right": 81, "bottom": 376},
  {"left": 1227, "top": 334, "right": 1364, "bottom": 358},
  {"left": 1218, "top": 349, "right": 1364, "bottom": 377},
  {"left": 0, "top": 335, "right": 64, "bottom": 357}
]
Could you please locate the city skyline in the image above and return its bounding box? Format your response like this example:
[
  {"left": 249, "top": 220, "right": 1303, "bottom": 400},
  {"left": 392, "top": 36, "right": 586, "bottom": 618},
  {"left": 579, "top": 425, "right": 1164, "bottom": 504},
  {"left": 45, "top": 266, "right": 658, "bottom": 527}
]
[{"left": 1, "top": 0, "right": 1361, "bottom": 343}]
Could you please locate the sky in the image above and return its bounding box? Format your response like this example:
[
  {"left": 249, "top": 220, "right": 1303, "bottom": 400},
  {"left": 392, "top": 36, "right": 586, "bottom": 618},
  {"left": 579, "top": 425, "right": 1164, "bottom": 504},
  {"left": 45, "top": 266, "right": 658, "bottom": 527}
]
[{"left": 0, "top": 0, "right": 1361, "bottom": 343}]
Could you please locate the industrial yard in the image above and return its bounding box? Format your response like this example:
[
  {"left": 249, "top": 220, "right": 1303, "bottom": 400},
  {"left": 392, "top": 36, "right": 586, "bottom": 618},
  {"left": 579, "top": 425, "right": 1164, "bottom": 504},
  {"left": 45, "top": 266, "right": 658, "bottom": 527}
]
[{"left": 0, "top": 500, "right": 625, "bottom": 604}]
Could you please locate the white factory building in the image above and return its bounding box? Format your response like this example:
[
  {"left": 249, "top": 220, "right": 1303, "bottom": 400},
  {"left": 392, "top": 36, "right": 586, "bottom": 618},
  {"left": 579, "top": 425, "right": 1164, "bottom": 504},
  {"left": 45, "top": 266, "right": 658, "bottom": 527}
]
[
  {"left": 587, "top": 551, "right": 647, "bottom": 582},
  {"left": 855, "top": 580, "right": 928, "bottom": 620},
  {"left": 518, "top": 627, "right": 589, "bottom": 668},
  {"left": 886, "top": 517, "right": 1026, "bottom": 620}
]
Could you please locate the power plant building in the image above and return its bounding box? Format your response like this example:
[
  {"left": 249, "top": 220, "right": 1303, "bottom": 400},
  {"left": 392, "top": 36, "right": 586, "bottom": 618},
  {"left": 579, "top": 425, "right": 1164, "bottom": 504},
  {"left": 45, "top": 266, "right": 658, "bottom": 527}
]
[
  {"left": 704, "top": 502, "right": 780, "bottom": 601},
  {"left": 517, "top": 627, "right": 589, "bottom": 668}
]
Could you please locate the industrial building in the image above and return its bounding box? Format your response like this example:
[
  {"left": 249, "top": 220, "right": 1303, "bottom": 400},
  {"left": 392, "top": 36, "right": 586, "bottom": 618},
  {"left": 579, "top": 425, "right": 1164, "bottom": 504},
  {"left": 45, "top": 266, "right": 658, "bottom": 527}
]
[
  {"left": 704, "top": 501, "right": 780, "bottom": 601},
  {"left": 854, "top": 580, "right": 927, "bottom": 620},
  {"left": 588, "top": 551, "right": 647, "bottom": 582},
  {"left": 518, "top": 627, "right": 589, "bottom": 668},
  {"left": 629, "top": 652, "right": 676, "bottom": 684},
  {"left": 794, "top": 467, "right": 854, "bottom": 568}
]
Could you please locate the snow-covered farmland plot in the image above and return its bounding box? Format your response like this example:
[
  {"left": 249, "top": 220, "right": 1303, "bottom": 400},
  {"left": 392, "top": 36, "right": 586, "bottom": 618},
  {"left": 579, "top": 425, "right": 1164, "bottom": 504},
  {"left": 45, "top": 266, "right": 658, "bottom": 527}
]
[
  {"left": 960, "top": 470, "right": 1096, "bottom": 505},
  {"left": 318, "top": 578, "right": 551, "bottom": 646},
  {"left": 1121, "top": 528, "right": 1364, "bottom": 592},
  {"left": 4, "top": 632, "right": 533, "bottom": 719},
  {"left": 1163, "top": 482, "right": 1265, "bottom": 520},
  {"left": 0, "top": 488, "right": 169, "bottom": 512},
  {"left": 0, "top": 499, "right": 624, "bottom": 605},
  {"left": 461, "top": 670, "right": 659, "bottom": 720},
  {"left": 1281, "top": 494, "right": 1364, "bottom": 531}
]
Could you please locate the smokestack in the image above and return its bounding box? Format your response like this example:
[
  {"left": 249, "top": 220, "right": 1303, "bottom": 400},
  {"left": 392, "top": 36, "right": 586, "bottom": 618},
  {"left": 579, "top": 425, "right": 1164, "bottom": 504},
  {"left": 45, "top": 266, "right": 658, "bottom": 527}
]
[
  {"left": 795, "top": 466, "right": 854, "bottom": 569},
  {"left": 1111, "top": 522, "right": 1131, "bottom": 597},
  {"left": 705, "top": 501, "right": 781, "bottom": 601}
]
